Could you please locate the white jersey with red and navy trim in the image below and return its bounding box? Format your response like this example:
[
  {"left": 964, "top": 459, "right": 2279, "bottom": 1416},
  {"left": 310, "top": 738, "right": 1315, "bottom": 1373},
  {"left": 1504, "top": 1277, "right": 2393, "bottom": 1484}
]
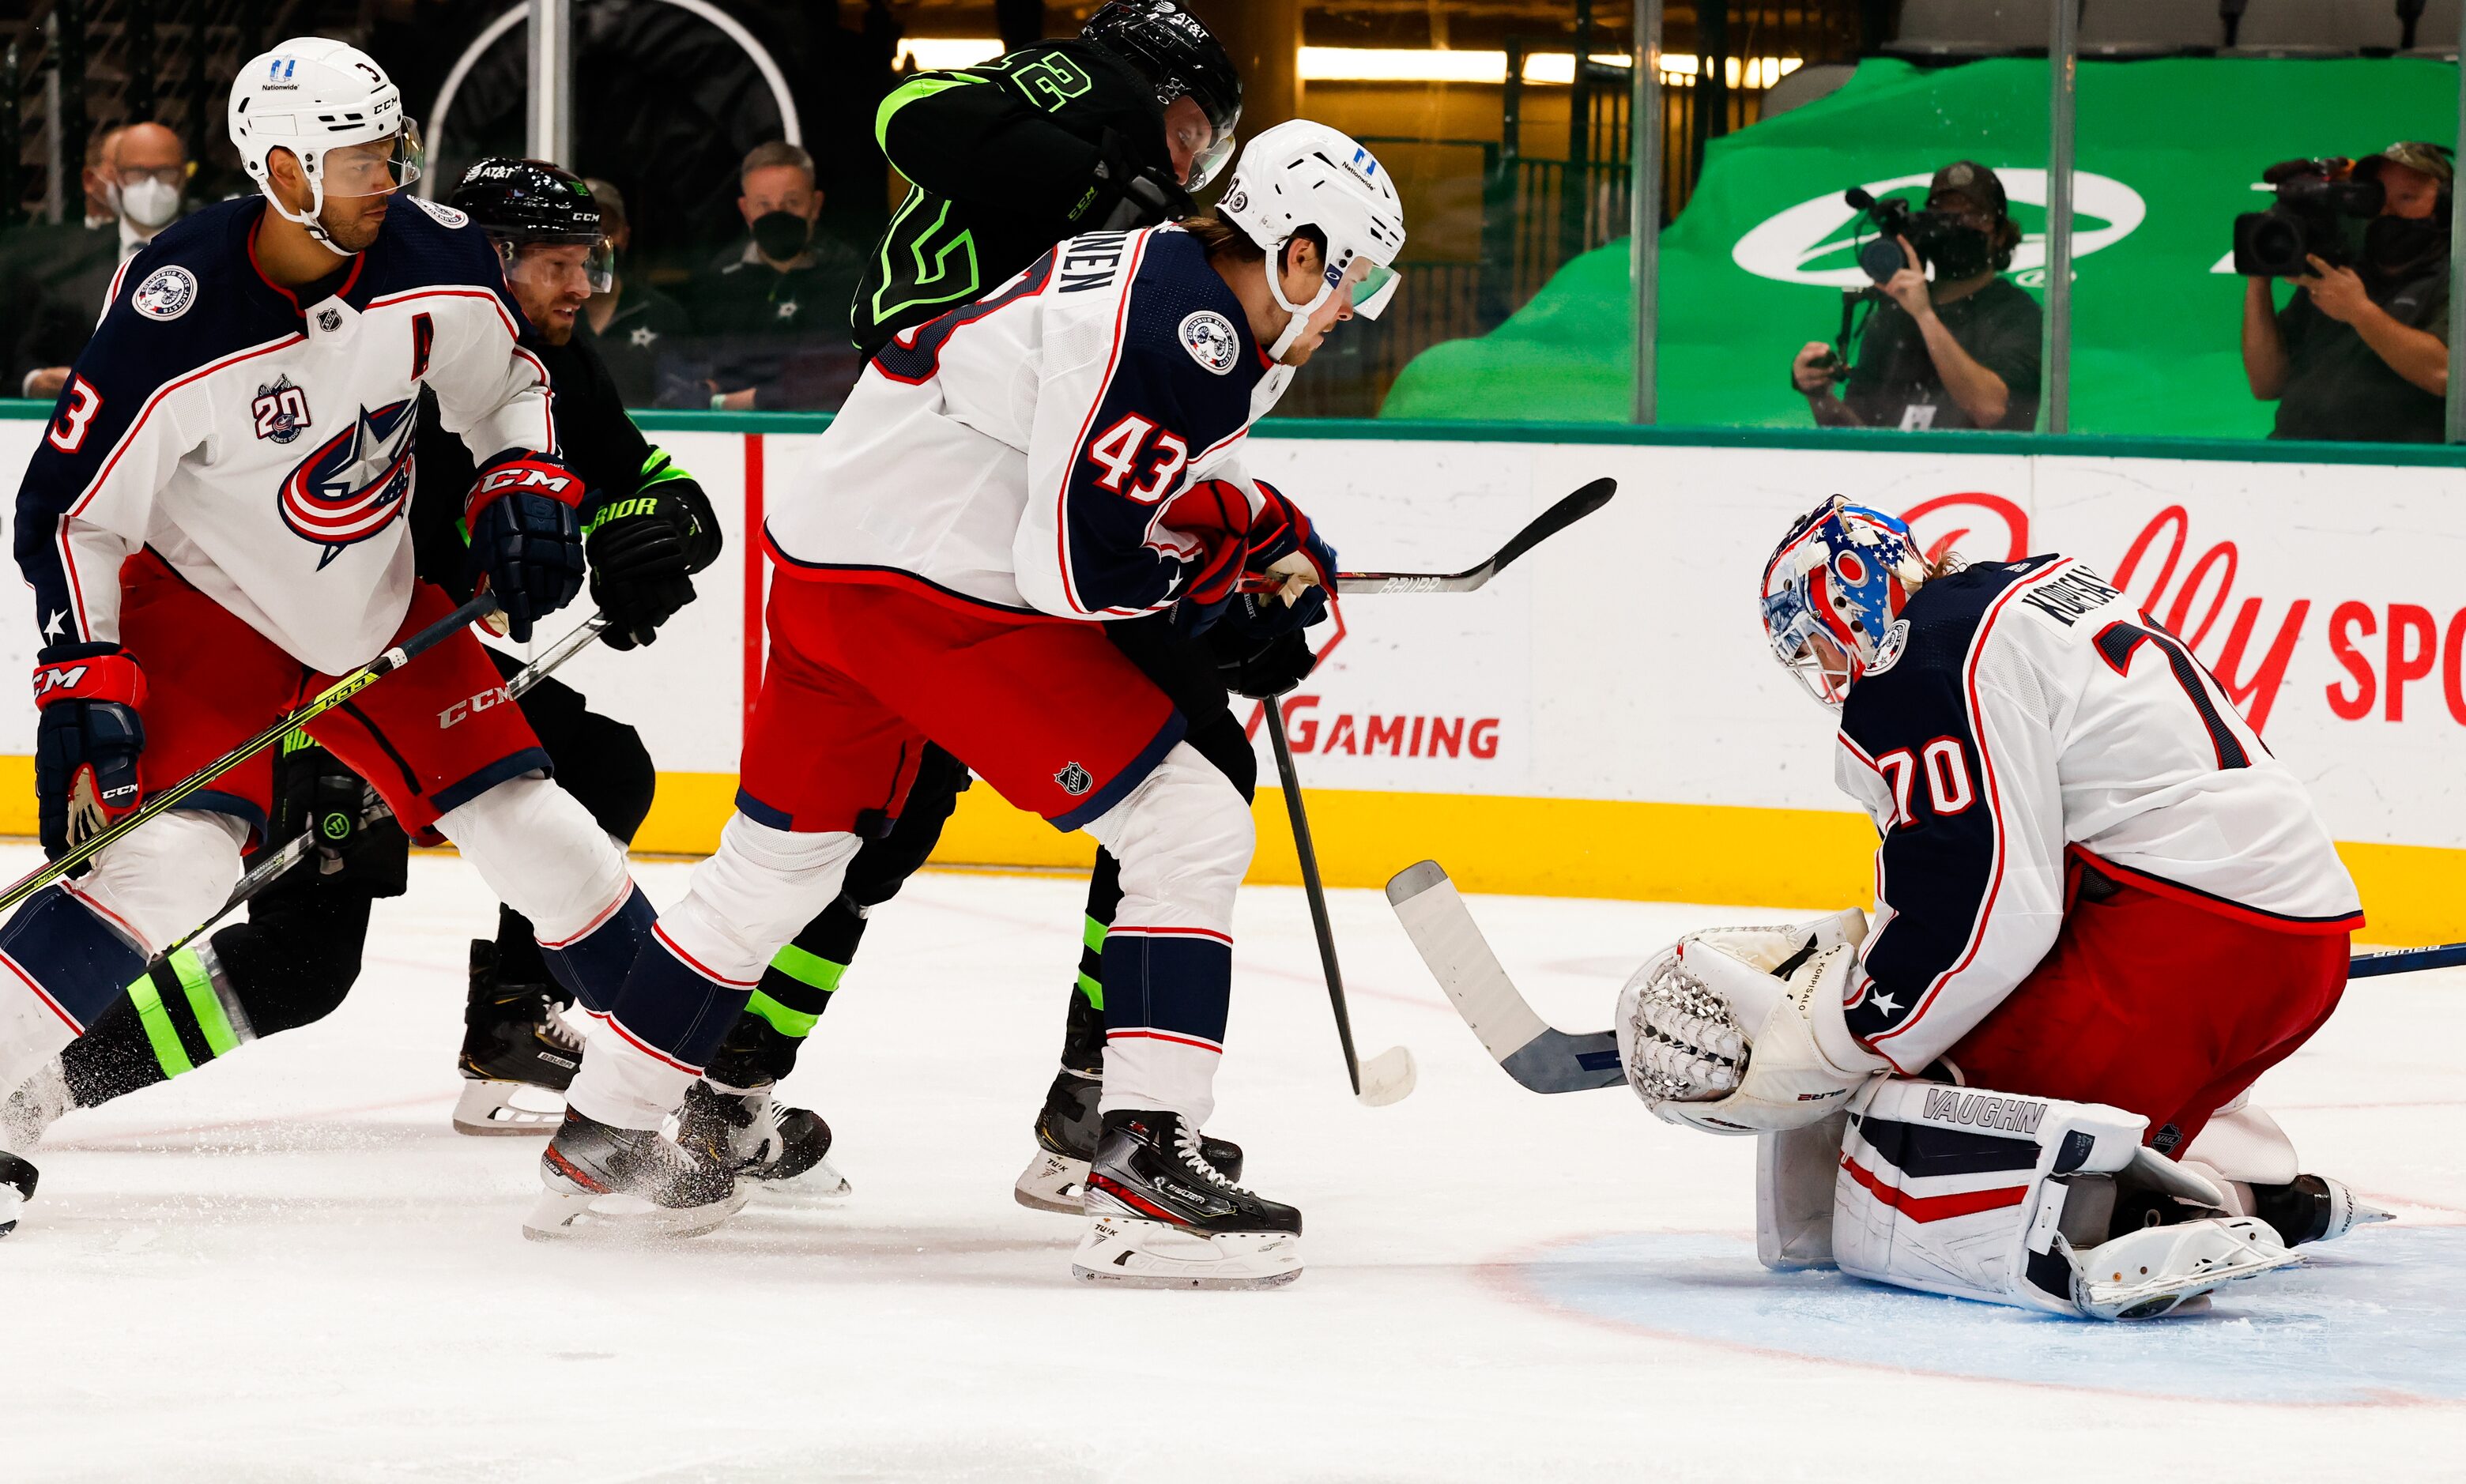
[
  {"left": 769, "top": 222, "right": 1291, "bottom": 618},
  {"left": 12, "top": 195, "right": 552, "bottom": 676},
  {"left": 1832, "top": 555, "right": 2361, "bottom": 1075}
]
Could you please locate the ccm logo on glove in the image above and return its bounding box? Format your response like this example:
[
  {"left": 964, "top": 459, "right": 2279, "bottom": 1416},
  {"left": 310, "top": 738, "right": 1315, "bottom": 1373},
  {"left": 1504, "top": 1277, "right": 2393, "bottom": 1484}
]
[{"left": 31, "top": 651, "right": 144, "bottom": 706}]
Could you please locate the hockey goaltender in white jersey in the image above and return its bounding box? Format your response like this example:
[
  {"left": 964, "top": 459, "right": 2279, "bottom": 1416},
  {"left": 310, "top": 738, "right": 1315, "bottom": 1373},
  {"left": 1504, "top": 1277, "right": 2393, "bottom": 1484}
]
[{"left": 1599, "top": 499, "right": 2377, "bottom": 1321}]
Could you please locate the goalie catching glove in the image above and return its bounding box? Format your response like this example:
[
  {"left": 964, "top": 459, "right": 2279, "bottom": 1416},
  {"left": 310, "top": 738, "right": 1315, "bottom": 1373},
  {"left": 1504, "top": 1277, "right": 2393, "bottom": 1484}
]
[
  {"left": 31, "top": 645, "right": 146, "bottom": 857},
  {"left": 1616, "top": 908, "right": 1890, "bottom": 1133},
  {"left": 466, "top": 453, "right": 587, "bottom": 644}
]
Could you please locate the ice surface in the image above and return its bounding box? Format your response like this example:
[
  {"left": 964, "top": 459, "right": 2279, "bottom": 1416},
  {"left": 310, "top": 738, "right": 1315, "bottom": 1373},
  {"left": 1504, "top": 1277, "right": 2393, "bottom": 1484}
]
[{"left": 4, "top": 846, "right": 2460, "bottom": 1482}]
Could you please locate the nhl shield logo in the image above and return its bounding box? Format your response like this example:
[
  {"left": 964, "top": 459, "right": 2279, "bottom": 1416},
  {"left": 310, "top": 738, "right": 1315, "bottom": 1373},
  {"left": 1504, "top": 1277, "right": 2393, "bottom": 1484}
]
[
  {"left": 277, "top": 399, "right": 417, "bottom": 567},
  {"left": 1054, "top": 762, "right": 1094, "bottom": 797},
  {"left": 131, "top": 265, "right": 198, "bottom": 321},
  {"left": 1179, "top": 311, "right": 1239, "bottom": 375},
  {"left": 317, "top": 307, "right": 344, "bottom": 333}
]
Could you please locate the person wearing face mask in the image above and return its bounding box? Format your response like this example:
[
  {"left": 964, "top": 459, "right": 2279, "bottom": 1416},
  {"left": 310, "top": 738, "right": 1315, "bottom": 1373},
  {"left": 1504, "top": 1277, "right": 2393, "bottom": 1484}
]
[
  {"left": 2241, "top": 141, "right": 2453, "bottom": 444},
  {"left": 684, "top": 141, "right": 866, "bottom": 412},
  {"left": 17, "top": 122, "right": 192, "bottom": 400},
  {"left": 1791, "top": 160, "right": 2042, "bottom": 431},
  {"left": 574, "top": 179, "right": 691, "bottom": 408}
]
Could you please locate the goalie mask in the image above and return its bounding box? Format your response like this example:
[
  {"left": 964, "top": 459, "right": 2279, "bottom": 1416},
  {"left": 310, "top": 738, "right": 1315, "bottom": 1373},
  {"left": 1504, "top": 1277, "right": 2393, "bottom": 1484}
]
[{"left": 1759, "top": 497, "right": 1931, "bottom": 709}]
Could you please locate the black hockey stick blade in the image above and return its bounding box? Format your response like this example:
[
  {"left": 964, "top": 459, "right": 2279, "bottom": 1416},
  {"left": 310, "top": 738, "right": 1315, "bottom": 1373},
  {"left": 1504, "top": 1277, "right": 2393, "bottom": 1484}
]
[
  {"left": 1385, "top": 860, "right": 1625, "bottom": 1094},
  {"left": 1333, "top": 477, "right": 1616, "bottom": 594},
  {"left": 2348, "top": 940, "right": 2466, "bottom": 978}
]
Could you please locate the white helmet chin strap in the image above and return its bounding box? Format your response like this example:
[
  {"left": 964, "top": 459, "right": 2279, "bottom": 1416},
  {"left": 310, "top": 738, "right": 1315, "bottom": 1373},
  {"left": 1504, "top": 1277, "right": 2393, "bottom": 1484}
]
[
  {"left": 262, "top": 166, "right": 357, "bottom": 258},
  {"left": 1261, "top": 242, "right": 1333, "bottom": 361}
]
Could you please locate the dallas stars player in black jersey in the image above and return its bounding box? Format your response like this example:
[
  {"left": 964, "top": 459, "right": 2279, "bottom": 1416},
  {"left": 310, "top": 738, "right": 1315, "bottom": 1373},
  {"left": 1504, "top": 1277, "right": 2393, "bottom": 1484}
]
[
  {"left": 684, "top": 2, "right": 1270, "bottom": 1211},
  {"left": 0, "top": 161, "right": 742, "bottom": 1165}
]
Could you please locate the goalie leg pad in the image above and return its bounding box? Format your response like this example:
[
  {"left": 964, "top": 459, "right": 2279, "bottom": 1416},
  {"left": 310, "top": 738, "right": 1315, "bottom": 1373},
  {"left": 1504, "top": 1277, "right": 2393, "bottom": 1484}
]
[{"left": 1832, "top": 1077, "right": 2291, "bottom": 1320}]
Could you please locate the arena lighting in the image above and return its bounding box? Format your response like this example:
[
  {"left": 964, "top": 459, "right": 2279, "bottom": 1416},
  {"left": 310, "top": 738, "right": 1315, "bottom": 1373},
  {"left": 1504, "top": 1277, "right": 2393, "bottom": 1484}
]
[{"left": 893, "top": 39, "right": 1798, "bottom": 89}]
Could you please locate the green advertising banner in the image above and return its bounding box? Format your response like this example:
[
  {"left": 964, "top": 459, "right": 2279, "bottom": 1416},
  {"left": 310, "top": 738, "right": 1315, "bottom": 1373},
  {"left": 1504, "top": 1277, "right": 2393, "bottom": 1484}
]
[{"left": 1384, "top": 58, "right": 2460, "bottom": 436}]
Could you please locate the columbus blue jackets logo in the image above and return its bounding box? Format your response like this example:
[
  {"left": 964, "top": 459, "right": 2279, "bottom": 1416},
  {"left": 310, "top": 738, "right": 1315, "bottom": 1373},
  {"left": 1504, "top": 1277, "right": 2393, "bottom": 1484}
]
[
  {"left": 278, "top": 400, "right": 417, "bottom": 565},
  {"left": 1180, "top": 311, "right": 1239, "bottom": 375},
  {"left": 131, "top": 266, "right": 198, "bottom": 320}
]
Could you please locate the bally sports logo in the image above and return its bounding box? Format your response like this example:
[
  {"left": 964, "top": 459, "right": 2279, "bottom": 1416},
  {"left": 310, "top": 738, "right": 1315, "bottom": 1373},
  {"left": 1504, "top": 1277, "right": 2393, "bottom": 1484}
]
[
  {"left": 1731, "top": 169, "right": 2145, "bottom": 289},
  {"left": 279, "top": 399, "right": 417, "bottom": 565}
]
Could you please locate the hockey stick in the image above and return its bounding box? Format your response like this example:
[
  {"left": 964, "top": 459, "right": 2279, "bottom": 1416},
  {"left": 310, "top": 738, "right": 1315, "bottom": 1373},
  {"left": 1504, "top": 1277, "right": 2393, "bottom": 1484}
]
[
  {"left": 1386, "top": 860, "right": 1624, "bottom": 1094},
  {"left": 1263, "top": 702, "right": 1416, "bottom": 1106},
  {"left": 2347, "top": 941, "right": 2466, "bottom": 978},
  {"left": 1328, "top": 477, "right": 1616, "bottom": 595},
  {"left": 0, "top": 593, "right": 501, "bottom": 919},
  {"left": 154, "top": 612, "right": 614, "bottom": 959}
]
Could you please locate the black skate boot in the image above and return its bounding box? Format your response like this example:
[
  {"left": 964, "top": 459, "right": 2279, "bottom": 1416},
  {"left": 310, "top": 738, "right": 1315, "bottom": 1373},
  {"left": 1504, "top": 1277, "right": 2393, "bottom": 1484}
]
[
  {"left": 1073, "top": 1109, "right": 1300, "bottom": 1288},
  {"left": 525, "top": 1107, "right": 746, "bottom": 1239},
  {"left": 675, "top": 1079, "right": 850, "bottom": 1203},
  {"left": 0, "top": 1151, "right": 37, "bottom": 1239},
  {"left": 1014, "top": 990, "right": 1242, "bottom": 1212},
  {"left": 2250, "top": 1174, "right": 2392, "bottom": 1246},
  {"left": 455, "top": 940, "right": 583, "bottom": 1136}
]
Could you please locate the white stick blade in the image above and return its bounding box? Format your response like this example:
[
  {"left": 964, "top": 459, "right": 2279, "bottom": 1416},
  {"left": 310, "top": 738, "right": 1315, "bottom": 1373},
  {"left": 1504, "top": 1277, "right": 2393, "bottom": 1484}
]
[
  {"left": 1355, "top": 1045, "right": 1417, "bottom": 1107},
  {"left": 1386, "top": 861, "right": 1552, "bottom": 1060}
]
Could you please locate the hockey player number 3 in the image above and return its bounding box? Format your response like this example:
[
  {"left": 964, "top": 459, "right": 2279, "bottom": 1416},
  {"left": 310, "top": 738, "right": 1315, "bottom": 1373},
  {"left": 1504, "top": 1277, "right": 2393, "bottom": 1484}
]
[
  {"left": 47, "top": 376, "right": 102, "bottom": 453},
  {"left": 1874, "top": 737, "right": 1975, "bottom": 828},
  {"left": 1085, "top": 413, "right": 1190, "bottom": 503}
]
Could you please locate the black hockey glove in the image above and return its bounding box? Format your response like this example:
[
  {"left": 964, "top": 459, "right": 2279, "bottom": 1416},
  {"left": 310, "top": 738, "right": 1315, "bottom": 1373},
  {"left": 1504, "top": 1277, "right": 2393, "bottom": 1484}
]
[
  {"left": 1208, "top": 623, "right": 1319, "bottom": 701},
  {"left": 585, "top": 491, "right": 697, "bottom": 652},
  {"left": 31, "top": 643, "right": 145, "bottom": 859},
  {"left": 466, "top": 453, "right": 588, "bottom": 644},
  {"left": 1088, "top": 128, "right": 1192, "bottom": 232},
  {"left": 266, "top": 740, "right": 408, "bottom": 898}
]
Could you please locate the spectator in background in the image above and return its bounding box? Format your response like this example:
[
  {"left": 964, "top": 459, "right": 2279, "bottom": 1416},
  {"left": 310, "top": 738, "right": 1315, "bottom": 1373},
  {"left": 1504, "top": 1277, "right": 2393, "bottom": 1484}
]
[
  {"left": 19, "top": 122, "right": 191, "bottom": 399},
  {"left": 577, "top": 178, "right": 692, "bottom": 408},
  {"left": 2242, "top": 141, "right": 2452, "bottom": 443},
  {"left": 1790, "top": 161, "right": 2042, "bottom": 431},
  {"left": 3, "top": 128, "right": 126, "bottom": 396},
  {"left": 684, "top": 141, "right": 865, "bottom": 410}
]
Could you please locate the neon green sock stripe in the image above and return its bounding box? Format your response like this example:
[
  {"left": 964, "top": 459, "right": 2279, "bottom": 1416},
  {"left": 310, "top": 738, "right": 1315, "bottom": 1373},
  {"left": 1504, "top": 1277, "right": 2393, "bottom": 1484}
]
[
  {"left": 169, "top": 947, "right": 240, "bottom": 1057},
  {"left": 745, "top": 987, "right": 822, "bottom": 1039},
  {"left": 124, "top": 969, "right": 196, "bottom": 1079},
  {"left": 1082, "top": 915, "right": 1107, "bottom": 954},
  {"left": 769, "top": 944, "right": 847, "bottom": 997},
  {"left": 1075, "top": 971, "right": 1103, "bottom": 1010}
]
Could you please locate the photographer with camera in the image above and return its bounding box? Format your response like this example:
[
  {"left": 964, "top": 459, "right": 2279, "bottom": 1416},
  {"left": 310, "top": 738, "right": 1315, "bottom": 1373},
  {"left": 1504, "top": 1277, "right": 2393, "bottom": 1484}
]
[
  {"left": 1791, "top": 162, "right": 2041, "bottom": 431},
  {"left": 2239, "top": 142, "right": 2452, "bottom": 443}
]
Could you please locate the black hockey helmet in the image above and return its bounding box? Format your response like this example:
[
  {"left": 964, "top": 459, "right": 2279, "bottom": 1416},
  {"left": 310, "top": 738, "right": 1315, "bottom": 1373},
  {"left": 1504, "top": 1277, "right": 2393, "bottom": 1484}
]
[
  {"left": 1081, "top": 2, "right": 1241, "bottom": 187},
  {"left": 449, "top": 158, "right": 613, "bottom": 291}
]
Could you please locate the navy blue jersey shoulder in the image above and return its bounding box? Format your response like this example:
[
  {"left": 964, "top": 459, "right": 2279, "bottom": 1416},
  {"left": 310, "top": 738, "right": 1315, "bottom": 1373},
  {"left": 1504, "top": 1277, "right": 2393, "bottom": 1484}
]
[
  {"left": 1114, "top": 226, "right": 1265, "bottom": 439},
  {"left": 72, "top": 199, "right": 304, "bottom": 393},
  {"left": 1838, "top": 556, "right": 2057, "bottom": 1038},
  {"left": 345, "top": 198, "right": 525, "bottom": 324}
]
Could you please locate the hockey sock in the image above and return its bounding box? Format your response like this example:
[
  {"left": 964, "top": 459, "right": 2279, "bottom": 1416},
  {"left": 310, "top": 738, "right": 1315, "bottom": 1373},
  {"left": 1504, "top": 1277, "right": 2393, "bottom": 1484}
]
[
  {"left": 710, "top": 896, "right": 869, "bottom": 1087},
  {"left": 60, "top": 943, "right": 256, "bottom": 1108},
  {"left": 537, "top": 884, "right": 655, "bottom": 1016}
]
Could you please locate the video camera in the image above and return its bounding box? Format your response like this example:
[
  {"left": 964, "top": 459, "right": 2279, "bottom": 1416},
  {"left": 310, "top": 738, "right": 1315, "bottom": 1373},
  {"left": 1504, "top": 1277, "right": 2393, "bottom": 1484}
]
[
  {"left": 2231, "top": 158, "right": 2384, "bottom": 277},
  {"left": 1843, "top": 188, "right": 1986, "bottom": 282}
]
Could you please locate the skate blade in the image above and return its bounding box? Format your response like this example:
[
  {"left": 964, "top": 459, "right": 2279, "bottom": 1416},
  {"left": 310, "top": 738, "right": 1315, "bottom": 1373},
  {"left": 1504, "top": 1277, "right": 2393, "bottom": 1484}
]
[
  {"left": 1013, "top": 1150, "right": 1090, "bottom": 1214},
  {"left": 521, "top": 1184, "right": 749, "bottom": 1242},
  {"left": 454, "top": 1079, "right": 565, "bottom": 1137},
  {"left": 1070, "top": 1212, "right": 1302, "bottom": 1290},
  {"left": 746, "top": 1154, "right": 854, "bottom": 1207}
]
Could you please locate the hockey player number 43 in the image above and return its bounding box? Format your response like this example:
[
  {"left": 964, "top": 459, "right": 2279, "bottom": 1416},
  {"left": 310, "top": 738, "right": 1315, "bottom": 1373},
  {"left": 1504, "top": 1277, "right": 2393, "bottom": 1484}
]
[{"left": 1085, "top": 413, "right": 1190, "bottom": 503}]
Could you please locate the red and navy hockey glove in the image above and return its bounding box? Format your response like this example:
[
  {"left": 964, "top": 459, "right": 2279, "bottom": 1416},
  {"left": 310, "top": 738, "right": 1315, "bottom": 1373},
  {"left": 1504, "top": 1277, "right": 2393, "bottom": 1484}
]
[
  {"left": 1238, "top": 481, "right": 1337, "bottom": 633},
  {"left": 466, "top": 452, "right": 587, "bottom": 643},
  {"left": 1157, "top": 477, "right": 1254, "bottom": 612},
  {"left": 31, "top": 643, "right": 146, "bottom": 859}
]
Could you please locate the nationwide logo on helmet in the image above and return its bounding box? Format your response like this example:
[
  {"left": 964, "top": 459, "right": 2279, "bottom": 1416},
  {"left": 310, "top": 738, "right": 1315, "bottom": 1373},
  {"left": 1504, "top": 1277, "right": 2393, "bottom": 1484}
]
[{"left": 278, "top": 400, "right": 417, "bottom": 566}]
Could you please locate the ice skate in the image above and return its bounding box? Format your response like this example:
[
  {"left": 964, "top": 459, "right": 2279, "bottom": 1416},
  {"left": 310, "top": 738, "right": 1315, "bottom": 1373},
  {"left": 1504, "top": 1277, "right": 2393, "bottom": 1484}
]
[
  {"left": 675, "top": 1079, "right": 850, "bottom": 1204},
  {"left": 1, "top": 1060, "right": 70, "bottom": 1158},
  {"left": 1015, "top": 1067, "right": 1243, "bottom": 1213},
  {"left": 0, "top": 1151, "right": 36, "bottom": 1239},
  {"left": 2251, "top": 1173, "right": 2392, "bottom": 1246},
  {"left": 1073, "top": 1109, "right": 1298, "bottom": 1288},
  {"left": 525, "top": 1107, "right": 745, "bottom": 1239},
  {"left": 454, "top": 940, "right": 582, "bottom": 1136}
]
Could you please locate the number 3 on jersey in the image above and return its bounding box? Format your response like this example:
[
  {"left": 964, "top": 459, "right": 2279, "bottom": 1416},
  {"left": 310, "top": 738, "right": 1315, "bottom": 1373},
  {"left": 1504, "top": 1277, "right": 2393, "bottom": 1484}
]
[{"left": 1084, "top": 413, "right": 1190, "bottom": 503}]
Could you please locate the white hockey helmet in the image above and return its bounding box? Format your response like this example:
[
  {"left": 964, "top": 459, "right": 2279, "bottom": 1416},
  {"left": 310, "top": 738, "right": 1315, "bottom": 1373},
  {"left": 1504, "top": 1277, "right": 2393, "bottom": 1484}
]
[
  {"left": 1216, "top": 120, "right": 1407, "bottom": 360},
  {"left": 229, "top": 39, "right": 424, "bottom": 254}
]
